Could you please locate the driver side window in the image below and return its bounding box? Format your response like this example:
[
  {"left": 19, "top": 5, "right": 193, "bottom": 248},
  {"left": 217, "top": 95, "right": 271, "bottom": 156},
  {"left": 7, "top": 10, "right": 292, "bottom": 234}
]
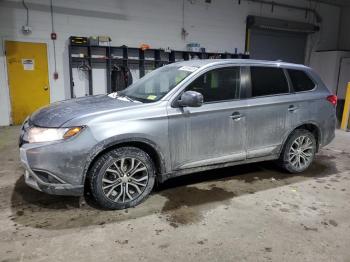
[{"left": 185, "top": 67, "right": 240, "bottom": 103}]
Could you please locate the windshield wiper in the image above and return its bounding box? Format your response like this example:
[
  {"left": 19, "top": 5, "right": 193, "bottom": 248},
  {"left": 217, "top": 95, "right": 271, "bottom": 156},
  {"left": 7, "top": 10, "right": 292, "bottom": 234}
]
[
  {"left": 119, "top": 95, "right": 142, "bottom": 103},
  {"left": 108, "top": 92, "right": 142, "bottom": 103},
  {"left": 120, "top": 95, "right": 133, "bottom": 102}
]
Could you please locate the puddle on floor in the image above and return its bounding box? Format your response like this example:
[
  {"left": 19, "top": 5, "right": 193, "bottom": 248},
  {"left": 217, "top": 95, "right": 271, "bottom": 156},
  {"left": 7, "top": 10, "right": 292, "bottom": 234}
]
[
  {"left": 8, "top": 152, "right": 344, "bottom": 230},
  {"left": 159, "top": 186, "right": 236, "bottom": 227}
]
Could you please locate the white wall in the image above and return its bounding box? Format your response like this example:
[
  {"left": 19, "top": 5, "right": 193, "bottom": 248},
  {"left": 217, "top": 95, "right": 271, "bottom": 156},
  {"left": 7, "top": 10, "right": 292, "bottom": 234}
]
[
  {"left": 310, "top": 51, "right": 350, "bottom": 95},
  {"left": 0, "top": 0, "right": 341, "bottom": 125}
]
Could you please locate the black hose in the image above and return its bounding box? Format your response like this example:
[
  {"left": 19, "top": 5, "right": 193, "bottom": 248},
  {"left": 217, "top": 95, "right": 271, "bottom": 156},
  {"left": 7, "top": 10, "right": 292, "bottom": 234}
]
[{"left": 22, "top": 0, "right": 29, "bottom": 26}]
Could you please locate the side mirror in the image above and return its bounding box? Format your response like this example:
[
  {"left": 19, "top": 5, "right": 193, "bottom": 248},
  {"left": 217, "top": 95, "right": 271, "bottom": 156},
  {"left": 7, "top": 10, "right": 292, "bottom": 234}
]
[{"left": 178, "top": 91, "right": 203, "bottom": 107}]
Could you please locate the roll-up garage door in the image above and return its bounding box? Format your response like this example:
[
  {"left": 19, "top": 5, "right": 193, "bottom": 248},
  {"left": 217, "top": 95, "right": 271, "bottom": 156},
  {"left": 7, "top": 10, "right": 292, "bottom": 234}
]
[
  {"left": 246, "top": 16, "right": 319, "bottom": 64},
  {"left": 249, "top": 29, "right": 307, "bottom": 64}
]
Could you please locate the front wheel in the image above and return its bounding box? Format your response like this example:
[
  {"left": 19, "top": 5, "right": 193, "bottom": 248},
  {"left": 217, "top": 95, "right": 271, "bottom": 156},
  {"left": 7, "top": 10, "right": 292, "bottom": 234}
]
[
  {"left": 89, "top": 147, "right": 156, "bottom": 210},
  {"left": 279, "top": 129, "right": 316, "bottom": 173}
]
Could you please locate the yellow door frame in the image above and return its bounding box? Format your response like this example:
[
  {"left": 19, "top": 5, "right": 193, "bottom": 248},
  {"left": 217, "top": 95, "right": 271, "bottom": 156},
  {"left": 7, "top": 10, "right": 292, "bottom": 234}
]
[{"left": 1, "top": 36, "right": 53, "bottom": 125}]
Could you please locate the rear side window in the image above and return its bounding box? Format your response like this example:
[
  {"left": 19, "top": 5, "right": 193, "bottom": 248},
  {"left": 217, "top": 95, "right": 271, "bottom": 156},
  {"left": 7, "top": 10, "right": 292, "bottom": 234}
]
[
  {"left": 288, "top": 69, "right": 315, "bottom": 92},
  {"left": 250, "top": 67, "right": 289, "bottom": 97},
  {"left": 186, "top": 67, "right": 240, "bottom": 103}
]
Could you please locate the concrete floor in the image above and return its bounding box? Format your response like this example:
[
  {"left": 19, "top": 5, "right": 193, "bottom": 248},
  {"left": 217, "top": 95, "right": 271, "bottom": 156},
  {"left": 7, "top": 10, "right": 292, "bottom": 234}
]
[{"left": 0, "top": 127, "right": 349, "bottom": 262}]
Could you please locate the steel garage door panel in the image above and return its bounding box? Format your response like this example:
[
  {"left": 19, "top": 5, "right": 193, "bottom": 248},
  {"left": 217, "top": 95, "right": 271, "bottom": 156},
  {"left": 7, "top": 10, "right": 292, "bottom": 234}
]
[{"left": 250, "top": 29, "right": 307, "bottom": 64}]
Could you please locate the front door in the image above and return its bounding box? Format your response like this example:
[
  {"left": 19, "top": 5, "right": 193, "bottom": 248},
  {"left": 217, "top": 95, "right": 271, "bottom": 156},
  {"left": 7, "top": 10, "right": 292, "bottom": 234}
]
[
  {"left": 168, "top": 66, "right": 247, "bottom": 170},
  {"left": 5, "top": 41, "right": 50, "bottom": 125}
]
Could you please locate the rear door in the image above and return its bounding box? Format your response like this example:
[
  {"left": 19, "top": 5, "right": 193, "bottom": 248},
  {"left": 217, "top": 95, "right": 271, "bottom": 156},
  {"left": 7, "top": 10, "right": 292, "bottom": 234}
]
[
  {"left": 244, "top": 66, "right": 294, "bottom": 158},
  {"left": 167, "top": 66, "right": 247, "bottom": 170}
]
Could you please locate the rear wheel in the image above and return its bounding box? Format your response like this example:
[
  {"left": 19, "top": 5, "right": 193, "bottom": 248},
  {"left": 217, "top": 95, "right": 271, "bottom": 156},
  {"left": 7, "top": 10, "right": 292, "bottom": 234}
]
[
  {"left": 279, "top": 129, "right": 316, "bottom": 173},
  {"left": 89, "top": 147, "right": 155, "bottom": 210}
]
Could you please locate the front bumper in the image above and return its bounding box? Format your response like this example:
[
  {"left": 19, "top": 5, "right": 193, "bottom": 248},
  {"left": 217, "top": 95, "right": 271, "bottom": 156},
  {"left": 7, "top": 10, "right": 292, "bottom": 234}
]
[
  {"left": 20, "top": 148, "right": 84, "bottom": 196},
  {"left": 18, "top": 121, "right": 98, "bottom": 197}
]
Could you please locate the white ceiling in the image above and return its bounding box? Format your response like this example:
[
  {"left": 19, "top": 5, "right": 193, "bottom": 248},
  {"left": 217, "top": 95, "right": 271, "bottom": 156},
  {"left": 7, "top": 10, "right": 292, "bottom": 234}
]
[{"left": 314, "top": 0, "right": 350, "bottom": 6}]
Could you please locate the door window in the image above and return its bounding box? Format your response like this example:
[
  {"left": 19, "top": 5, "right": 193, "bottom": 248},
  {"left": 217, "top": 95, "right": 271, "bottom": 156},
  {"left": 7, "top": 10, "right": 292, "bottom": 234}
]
[
  {"left": 287, "top": 69, "right": 315, "bottom": 92},
  {"left": 186, "top": 67, "right": 240, "bottom": 103},
  {"left": 250, "top": 67, "right": 289, "bottom": 97}
]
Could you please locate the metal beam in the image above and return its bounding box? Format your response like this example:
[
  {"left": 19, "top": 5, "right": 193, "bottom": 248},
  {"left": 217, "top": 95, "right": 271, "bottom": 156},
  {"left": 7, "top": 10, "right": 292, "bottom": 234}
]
[{"left": 245, "top": 0, "right": 322, "bottom": 23}]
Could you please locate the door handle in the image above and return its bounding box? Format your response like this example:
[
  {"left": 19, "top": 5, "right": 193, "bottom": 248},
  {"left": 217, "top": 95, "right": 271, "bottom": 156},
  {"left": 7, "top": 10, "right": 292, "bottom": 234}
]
[
  {"left": 230, "top": 112, "right": 243, "bottom": 121},
  {"left": 288, "top": 105, "right": 298, "bottom": 112},
  {"left": 43, "top": 86, "right": 48, "bottom": 91}
]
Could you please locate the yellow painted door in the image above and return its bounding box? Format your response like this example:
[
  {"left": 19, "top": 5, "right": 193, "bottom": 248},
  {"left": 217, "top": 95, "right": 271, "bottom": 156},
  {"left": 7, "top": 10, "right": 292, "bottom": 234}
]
[{"left": 5, "top": 41, "right": 50, "bottom": 125}]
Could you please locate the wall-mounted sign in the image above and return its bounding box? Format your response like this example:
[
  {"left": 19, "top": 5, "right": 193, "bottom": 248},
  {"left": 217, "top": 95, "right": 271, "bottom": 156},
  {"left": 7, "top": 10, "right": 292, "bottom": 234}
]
[{"left": 22, "top": 59, "right": 35, "bottom": 71}]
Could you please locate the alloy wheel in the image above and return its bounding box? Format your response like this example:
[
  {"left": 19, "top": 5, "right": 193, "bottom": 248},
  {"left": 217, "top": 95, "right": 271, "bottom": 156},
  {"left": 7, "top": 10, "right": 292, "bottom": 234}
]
[
  {"left": 288, "top": 135, "right": 314, "bottom": 170},
  {"left": 102, "top": 157, "right": 148, "bottom": 203}
]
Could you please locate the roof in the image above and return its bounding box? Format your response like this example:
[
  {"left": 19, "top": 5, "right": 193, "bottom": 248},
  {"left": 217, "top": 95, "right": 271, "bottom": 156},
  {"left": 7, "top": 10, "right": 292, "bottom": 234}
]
[{"left": 172, "top": 59, "right": 309, "bottom": 70}]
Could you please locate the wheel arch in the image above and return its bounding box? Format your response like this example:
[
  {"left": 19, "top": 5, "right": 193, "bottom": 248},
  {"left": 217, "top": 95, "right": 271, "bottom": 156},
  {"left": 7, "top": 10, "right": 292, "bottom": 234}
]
[
  {"left": 279, "top": 122, "right": 322, "bottom": 156},
  {"left": 82, "top": 137, "right": 167, "bottom": 186}
]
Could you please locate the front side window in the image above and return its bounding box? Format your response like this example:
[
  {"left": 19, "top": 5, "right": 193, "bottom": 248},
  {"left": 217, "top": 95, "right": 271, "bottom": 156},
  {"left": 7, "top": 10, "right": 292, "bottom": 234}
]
[
  {"left": 185, "top": 67, "right": 240, "bottom": 103},
  {"left": 288, "top": 69, "right": 315, "bottom": 92},
  {"left": 250, "top": 67, "right": 289, "bottom": 97}
]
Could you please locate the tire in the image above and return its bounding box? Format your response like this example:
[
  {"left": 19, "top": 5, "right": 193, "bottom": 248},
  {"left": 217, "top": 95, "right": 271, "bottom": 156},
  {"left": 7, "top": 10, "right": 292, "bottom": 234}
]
[
  {"left": 278, "top": 129, "right": 317, "bottom": 173},
  {"left": 88, "top": 147, "right": 156, "bottom": 210}
]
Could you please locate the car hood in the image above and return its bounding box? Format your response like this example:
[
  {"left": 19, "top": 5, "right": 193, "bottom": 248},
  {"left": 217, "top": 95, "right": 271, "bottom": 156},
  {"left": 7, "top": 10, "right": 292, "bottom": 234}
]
[{"left": 30, "top": 95, "right": 140, "bottom": 127}]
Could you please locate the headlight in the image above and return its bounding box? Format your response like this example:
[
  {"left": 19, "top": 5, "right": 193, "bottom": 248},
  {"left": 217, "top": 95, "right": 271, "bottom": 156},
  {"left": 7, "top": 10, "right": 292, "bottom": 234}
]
[{"left": 27, "top": 126, "right": 84, "bottom": 143}]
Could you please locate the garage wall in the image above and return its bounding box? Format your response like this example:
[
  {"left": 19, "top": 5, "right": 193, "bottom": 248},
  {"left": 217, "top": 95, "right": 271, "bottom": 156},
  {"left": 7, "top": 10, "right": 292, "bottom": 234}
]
[
  {"left": 0, "top": 0, "right": 340, "bottom": 126},
  {"left": 338, "top": 6, "right": 350, "bottom": 50}
]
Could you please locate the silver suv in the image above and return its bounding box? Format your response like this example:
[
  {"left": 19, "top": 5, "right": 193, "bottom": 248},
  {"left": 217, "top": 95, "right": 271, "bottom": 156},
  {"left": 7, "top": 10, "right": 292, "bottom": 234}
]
[{"left": 19, "top": 59, "right": 336, "bottom": 209}]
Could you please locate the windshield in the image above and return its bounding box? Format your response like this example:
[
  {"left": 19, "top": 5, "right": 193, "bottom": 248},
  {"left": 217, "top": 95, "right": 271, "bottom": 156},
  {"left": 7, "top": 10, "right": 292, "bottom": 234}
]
[{"left": 118, "top": 65, "right": 197, "bottom": 103}]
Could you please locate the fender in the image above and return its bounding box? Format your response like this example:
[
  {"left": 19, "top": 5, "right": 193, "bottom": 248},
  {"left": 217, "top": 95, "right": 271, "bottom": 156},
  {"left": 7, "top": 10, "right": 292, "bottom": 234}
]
[{"left": 81, "top": 134, "right": 168, "bottom": 184}]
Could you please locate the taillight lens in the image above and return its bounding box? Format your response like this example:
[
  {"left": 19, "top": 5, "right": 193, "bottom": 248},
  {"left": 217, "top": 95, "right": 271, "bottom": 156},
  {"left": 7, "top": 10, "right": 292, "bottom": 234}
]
[{"left": 327, "top": 95, "right": 337, "bottom": 106}]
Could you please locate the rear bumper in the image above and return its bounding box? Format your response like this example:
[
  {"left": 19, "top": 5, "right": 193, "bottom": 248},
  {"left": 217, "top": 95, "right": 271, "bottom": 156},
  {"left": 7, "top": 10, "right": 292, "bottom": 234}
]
[
  {"left": 322, "top": 131, "right": 335, "bottom": 148},
  {"left": 320, "top": 114, "right": 336, "bottom": 148},
  {"left": 20, "top": 147, "right": 84, "bottom": 196}
]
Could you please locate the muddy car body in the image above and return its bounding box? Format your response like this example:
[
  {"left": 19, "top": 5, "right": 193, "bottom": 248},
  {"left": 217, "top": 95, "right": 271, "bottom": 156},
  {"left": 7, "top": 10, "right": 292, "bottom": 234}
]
[{"left": 19, "top": 59, "right": 336, "bottom": 209}]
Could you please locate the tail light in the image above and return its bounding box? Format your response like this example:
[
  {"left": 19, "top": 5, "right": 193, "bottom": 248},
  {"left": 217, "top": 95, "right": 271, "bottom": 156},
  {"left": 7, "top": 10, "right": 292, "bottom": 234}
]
[{"left": 327, "top": 95, "right": 337, "bottom": 106}]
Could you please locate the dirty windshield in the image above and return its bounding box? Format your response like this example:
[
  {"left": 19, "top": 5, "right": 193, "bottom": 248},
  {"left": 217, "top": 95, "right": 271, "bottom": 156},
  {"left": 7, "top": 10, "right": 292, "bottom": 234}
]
[{"left": 118, "top": 65, "right": 198, "bottom": 103}]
